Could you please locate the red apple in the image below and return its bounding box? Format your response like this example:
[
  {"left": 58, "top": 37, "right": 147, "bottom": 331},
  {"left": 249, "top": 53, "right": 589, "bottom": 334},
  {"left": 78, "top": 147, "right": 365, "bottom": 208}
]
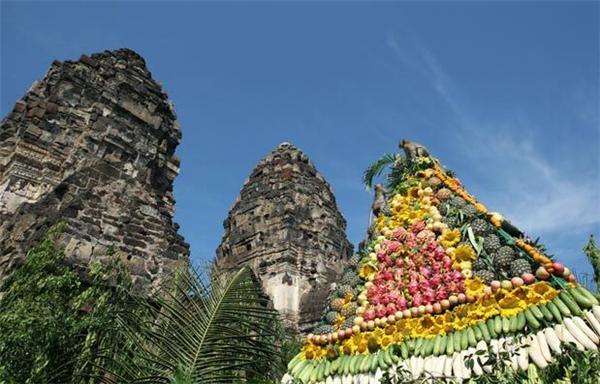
[{"left": 552, "top": 262, "right": 565, "bottom": 276}]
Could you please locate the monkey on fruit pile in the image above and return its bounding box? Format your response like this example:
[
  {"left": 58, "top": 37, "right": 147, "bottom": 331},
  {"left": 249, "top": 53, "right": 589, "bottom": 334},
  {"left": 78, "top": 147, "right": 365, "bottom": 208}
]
[
  {"left": 371, "top": 183, "right": 387, "bottom": 217},
  {"left": 399, "top": 139, "right": 430, "bottom": 160}
]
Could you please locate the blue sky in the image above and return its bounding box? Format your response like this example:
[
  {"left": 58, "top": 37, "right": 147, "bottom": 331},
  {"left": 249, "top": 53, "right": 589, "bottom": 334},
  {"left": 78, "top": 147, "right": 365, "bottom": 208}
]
[{"left": 2, "top": 2, "right": 598, "bottom": 282}]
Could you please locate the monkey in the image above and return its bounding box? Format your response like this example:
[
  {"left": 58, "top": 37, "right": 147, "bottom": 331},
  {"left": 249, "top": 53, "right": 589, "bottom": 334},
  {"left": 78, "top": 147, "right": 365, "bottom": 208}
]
[
  {"left": 399, "top": 139, "right": 430, "bottom": 160},
  {"left": 371, "top": 183, "right": 387, "bottom": 217}
]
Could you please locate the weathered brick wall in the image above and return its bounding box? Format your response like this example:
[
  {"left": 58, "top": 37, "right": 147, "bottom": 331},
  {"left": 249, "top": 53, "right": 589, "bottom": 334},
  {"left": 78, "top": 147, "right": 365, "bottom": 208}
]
[
  {"left": 216, "top": 143, "right": 352, "bottom": 333},
  {"left": 0, "top": 49, "right": 189, "bottom": 291}
]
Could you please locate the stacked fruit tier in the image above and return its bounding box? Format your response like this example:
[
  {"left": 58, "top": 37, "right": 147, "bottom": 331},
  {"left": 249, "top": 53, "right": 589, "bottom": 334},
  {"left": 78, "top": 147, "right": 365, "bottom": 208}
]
[{"left": 283, "top": 152, "right": 600, "bottom": 384}]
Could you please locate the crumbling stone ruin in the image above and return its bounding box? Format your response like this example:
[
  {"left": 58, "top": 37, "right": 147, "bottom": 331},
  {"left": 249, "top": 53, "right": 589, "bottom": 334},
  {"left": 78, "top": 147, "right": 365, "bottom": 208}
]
[
  {"left": 216, "top": 143, "right": 353, "bottom": 333},
  {"left": 0, "top": 49, "right": 189, "bottom": 291}
]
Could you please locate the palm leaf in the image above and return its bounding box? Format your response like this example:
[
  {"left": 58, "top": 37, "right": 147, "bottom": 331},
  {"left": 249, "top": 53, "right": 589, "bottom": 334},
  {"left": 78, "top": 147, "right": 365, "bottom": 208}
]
[
  {"left": 362, "top": 153, "right": 396, "bottom": 190},
  {"left": 95, "top": 266, "right": 285, "bottom": 384}
]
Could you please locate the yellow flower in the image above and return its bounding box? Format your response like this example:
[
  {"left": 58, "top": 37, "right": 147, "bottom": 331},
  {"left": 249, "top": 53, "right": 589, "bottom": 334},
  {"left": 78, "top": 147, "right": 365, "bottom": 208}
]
[
  {"left": 359, "top": 263, "right": 377, "bottom": 280},
  {"left": 498, "top": 292, "right": 525, "bottom": 317},
  {"left": 302, "top": 342, "right": 327, "bottom": 360},
  {"left": 453, "top": 244, "right": 477, "bottom": 262},
  {"left": 440, "top": 229, "right": 461, "bottom": 248},
  {"left": 465, "top": 278, "right": 485, "bottom": 297},
  {"left": 335, "top": 315, "right": 346, "bottom": 330}
]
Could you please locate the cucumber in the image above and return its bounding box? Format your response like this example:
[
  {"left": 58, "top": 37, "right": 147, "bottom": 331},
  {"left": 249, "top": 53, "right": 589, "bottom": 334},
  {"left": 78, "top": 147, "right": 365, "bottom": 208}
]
[
  {"left": 516, "top": 311, "right": 527, "bottom": 330},
  {"left": 474, "top": 325, "right": 483, "bottom": 341},
  {"left": 415, "top": 338, "right": 424, "bottom": 356},
  {"left": 440, "top": 335, "right": 447, "bottom": 356},
  {"left": 487, "top": 318, "right": 498, "bottom": 338},
  {"left": 576, "top": 286, "right": 599, "bottom": 305},
  {"left": 433, "top": 335, "right": 442, "bottom": 356},
  {"left": 354, "top": 354, "right": 365, "bottom": 373},
  {"left": 400, "top": 342, "right": 409, "bottom": 359},
  {"left": 524, "top": 308, "right": 540, "bottom": 330},
  {"left": 407, "top": 339, "right": 415, "bottom": 351},
  {"left": 560, "top": 290, "right": 582, "bottom": 315},
  {"left": 553, "top": 296, "right": 572, "bottom": 317},
  {"left": 460, "top": 330, "right": 469, "bottom": 350},
  {"left": 546, "top": 301, "right": 562, "bottom": 322},
  {"left": 359, "top": 354, "right": 370, "bottom": 373},
  {"left": 502, "top": 317, "right": 511, "bottom": 334},
  {"left": 467, "top": 327, "right": 477, "bottom": 347},
  {"left": 370, "top": 351, "right": 379, "bottom": 371},
  {"left": 569, "top": 287, "right": 597, "bottom": 308},
  {"left": 453, "top": 331, "right": 462, "bottom": 352},
  {"left": 530, "top": 305, "right": 544, "bottom": 320},
  {"left": 424, "top": 338, "right": 435, "bottom": 356},
  {"left": 509, "top": 315, "right": 518, "bottom": 333},
  {"left": 539, "top": 304, "right": 554, "bottom": 321},
  {"left": 477, "top": 322, "right": 491, "bottom": 342},
  {"left": 446, "top": 332, "right": 455, "bottom": 355},
  {"left": 494, "top": 316, "right": 503, "bottom": 334}
]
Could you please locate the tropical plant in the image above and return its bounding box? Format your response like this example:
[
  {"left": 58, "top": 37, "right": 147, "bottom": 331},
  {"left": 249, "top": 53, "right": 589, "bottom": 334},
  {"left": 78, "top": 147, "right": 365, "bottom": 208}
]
[
  {"left": 583, "top": 235, "right": 600, "bottom": 294},
  {"left": 0, "top": 225, "right": 139, "bottom": 384},
  {"left": 96, "top": 266, "right": 287, "bottom": 384}
]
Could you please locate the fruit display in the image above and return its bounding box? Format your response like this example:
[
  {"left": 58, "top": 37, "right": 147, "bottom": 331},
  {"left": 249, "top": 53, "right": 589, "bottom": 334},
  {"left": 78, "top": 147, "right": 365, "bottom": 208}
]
[{"left": 283, "top": 141, "right": 600, "bottom": 384}]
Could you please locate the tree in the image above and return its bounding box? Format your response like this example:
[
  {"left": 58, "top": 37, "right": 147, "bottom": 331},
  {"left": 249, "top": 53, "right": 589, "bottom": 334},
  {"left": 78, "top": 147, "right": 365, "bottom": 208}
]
[
  {"left": 583, "top": 235, "right": 600, "bottom": 293},
  {"left": 100, "top": 267, "right": 287, "bottom": 384}
]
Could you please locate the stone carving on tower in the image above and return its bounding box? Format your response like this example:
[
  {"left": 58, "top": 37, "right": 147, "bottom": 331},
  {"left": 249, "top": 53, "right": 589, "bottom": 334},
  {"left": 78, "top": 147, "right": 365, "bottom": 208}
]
[
  {"left": 216, "top": 143, "right": 353, "bottom": 333},
  {"left": 0, "top": 49, "right": 189, "bottom": 291}
]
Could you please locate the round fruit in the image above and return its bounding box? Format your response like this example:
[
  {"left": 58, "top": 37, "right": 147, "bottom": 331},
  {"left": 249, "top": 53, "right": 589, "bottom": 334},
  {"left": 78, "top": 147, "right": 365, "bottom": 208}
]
[
  {"left": 511, "top": 277, "right": 524, "bottom": 287},
  {"left": 457, "top": 293, "right": 466, "bottom": 303},
  {"left": 490, "top": 281, "right": 501, "bottom": 291},
  {"left": 522, "top": 273, "right": 536, "bottom": 285},
  {"left": 536, "top": 266, "right": 550, "bottom": 280},
  {"left": 552, "top": 262, "right": 565, "bottom": 275},
  {"left": 433, "top": 303, "right": 442, "bottom": 313},
  {"left": 563, "top": 267, "right": 572, "bottom": 278},
  {"left": 501, "top": 280, "right": 513, "bottom": 290},
  {"left": 449, "top": 295, "right": 458, "bottom": 306},
  {"left": 425, "top": 304, "right": 434, "bottom": 314},
  {"left": 441, "top": 300, "right": 450, "bottom": 310}
]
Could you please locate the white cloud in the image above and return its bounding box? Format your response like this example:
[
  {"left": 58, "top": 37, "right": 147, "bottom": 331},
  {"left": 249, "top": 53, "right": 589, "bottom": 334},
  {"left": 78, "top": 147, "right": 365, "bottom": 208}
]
[{"left": 386, "top": 33, "right": 600, "bottom": 235}]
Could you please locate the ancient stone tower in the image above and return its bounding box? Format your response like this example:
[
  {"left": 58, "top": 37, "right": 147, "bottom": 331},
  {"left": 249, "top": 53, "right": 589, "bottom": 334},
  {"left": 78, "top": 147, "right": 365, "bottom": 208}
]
[
  {"left": 0, "top": 49, "right": 189, "bottom": 291},
  {"left": 216, "top": 143, "right": 353, "bottom": 333}
]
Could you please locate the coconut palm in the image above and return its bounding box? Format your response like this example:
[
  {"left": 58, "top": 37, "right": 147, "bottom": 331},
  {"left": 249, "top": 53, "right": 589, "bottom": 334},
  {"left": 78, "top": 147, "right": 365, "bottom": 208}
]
[{"left": 92, "top": 266, "right": 286, "bottom": 384}]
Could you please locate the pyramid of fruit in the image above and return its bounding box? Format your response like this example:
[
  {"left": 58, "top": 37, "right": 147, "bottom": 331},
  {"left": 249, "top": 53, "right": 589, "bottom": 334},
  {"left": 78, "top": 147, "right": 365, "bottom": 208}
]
[{"left": 283, "top": 140, "right": 600, "bottom": 384}]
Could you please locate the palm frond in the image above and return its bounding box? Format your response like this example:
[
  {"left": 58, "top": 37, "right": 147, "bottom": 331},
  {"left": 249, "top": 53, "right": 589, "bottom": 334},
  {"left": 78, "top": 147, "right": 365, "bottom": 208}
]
[
  {"left": 362, "top": 153, "right": 396, "bottom": 190},
  {"left": 95, "top": 266, "right": 285, "bottom": 384}
]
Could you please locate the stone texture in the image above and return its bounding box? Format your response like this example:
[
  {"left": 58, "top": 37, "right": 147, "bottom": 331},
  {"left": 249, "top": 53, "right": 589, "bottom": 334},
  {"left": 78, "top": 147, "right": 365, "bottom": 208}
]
[
  {"left": 0, "top": 49, "right": 189, "bottom": 291},
  {"left": 216, "top": 143, "right": 352, "bottom": 333}
]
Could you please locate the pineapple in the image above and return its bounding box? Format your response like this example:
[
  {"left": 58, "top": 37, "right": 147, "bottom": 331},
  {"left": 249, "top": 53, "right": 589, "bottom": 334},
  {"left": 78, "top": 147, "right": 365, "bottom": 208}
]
[
  {"left": 442, "top": 215, "right": 460, "bottom": 229},
  {"left": 349, "top": 253, "right": 361, "bottom": 267},
  {"left": 336, "top": 285, "right": 354, "bottom": 298},
  {"left": 436, "top": 188, "right": 453, "bottom": 200},
  {"left": 471, "top": 218, "right": 493, "bottom": 237},
  {"left": 325, "top": 311, "right": 339, "bottom": 324},
  {"left": 341, "top": 271, "right": 360, "bottom": 286},
  {"left": 330, "top": 298, "right": 345, "bottom": 311},
  {"left": 313, "top": 324, "right": 334, "bottom": 335},
  {"left": 494, "top": 246, "right": 515, "bottom": 269},
  {"left": 475, "top": 269, "right": 496, "bottom": 284},
  {"left": 484, "top": 234, "right": 502, "bottom": 253},
  {"left": 341, "top": 316, "right": 355, "bottom": 330},
  {"left": 472, "top": 257, "right": 487, "bottom": 271},
  {"left": 449, "top": 196, "right": 466, "bottom": 208},
  {"left": 461, "top": 204, "right": 478, "bottom": 218},
  {"left": 510, "top": 259, "right": 533, "bottom": 277},
  {"left": 340, "top": 302, "right": 358, "bottom": 317}
]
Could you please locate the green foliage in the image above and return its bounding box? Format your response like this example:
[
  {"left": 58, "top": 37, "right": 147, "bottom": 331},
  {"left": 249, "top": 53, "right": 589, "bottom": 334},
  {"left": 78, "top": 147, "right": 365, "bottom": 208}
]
[
  {"left": 363, "top": 153, "right": 397, "bottom": 190},
  {"left": 583, "top": 235, "right": 600, "bottom": 293},
  {"left": 99, "top": 267, "right": 287, "bottom": 384},
  {"left": 0, "top": 229, "right": 140, "bottom": 384}
]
